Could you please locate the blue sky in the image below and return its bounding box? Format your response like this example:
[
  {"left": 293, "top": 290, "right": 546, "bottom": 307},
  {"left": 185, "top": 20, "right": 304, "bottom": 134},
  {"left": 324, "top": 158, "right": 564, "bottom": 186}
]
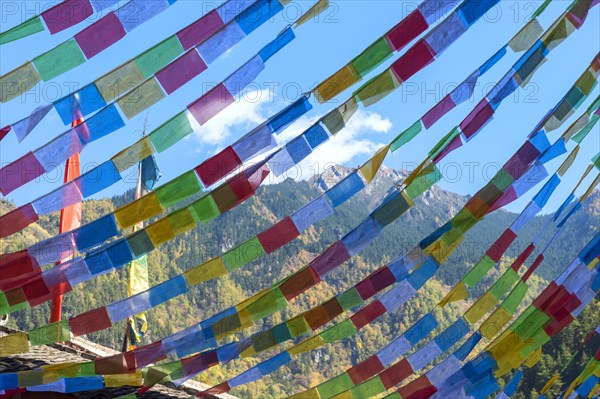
[{"left": 1, "top": 0, "right": 599, "bottom": 216}]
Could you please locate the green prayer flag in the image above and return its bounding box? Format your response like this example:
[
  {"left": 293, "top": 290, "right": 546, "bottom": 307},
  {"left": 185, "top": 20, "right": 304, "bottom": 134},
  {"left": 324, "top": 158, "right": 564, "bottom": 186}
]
[
  {"left": 352, "top": 376, "right": 386, "bottom": 398},
  {"left": 337, "top": 287, "right": 363, "bottom": 311},
  {"left": 502, "top": 281, "right": 529, "bottom": 313},
  {"left": 429, "top": 126, "right": 461, "bottom": 159},
  {"left": 489, "top": 268, "right": 519, "bottom": 299},
  {"left": 354, "top": 69, "right": 400, "bottom": 107},
  {"left": 514, "top": 308, "right": 549, "bottom": 339},
  {"left": 150, "top": 112, "right": 194, "bottom": 152},
  {"left": 318, "top": 373, "right": 355, "bottom": 398},
  {"left": 320, "top": 319, "right": 357, "bottom": 343},
  {"left": 135, "top": 35, "right": 184, "bottom": 78},
  {"left": 143, "top": 360, "right": 183, "bottom": 386},
  {"left": 29, "top": 321, "right": 70, "bottom": 345},
  {"left": 405, "top": 165, "right": 442, "bottom": 199},
  {"left": 223, "top": 237, "right": 266, "bottom": 272},
  {"left": 571, "top": 114, "right": 599, "bottom": 143},
  {"left": 33, "top": 39, "right": 86, "bottom": 81},
  {"left": 156, "top": 171, "right": 202, "bottom": 208},
  {"left": 463, "top": 255, "right": 495, "bottom": 287},
  {"left": 491, "top": 168, "right": 515, "bottom": 191},
  {"left": 390, "top": 120, "right": 423, "bottom": 152},
  {"left": 351, "top": 37, "right": 393, "bottom": 77},
  {"left": 245, "top": 288, "right": 287, "bottom": 321},
  {"left": 0, "top": 16, "right": 45, "bottom": 45},
  {"left": 189, "top": 194, "right": 221, "bottom": 223}
]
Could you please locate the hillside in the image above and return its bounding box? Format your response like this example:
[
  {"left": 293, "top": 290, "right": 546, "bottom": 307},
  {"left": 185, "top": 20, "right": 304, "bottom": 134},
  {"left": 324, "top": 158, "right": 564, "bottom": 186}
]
[{"left": 1, "top": 165, "right": 598, "bottom": 398}]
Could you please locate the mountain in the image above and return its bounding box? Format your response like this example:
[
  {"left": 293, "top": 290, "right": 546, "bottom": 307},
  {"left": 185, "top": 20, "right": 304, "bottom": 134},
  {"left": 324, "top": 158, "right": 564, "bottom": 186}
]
[{"left": 1, "top": 165, "right": 598, "bottom": 398}]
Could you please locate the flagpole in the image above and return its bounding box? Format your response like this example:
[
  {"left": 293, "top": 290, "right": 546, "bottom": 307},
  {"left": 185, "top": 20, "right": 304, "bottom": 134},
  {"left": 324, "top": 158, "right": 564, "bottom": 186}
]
[
  {"left": 123, "top": 113, "right": 152, "bottom": 351},
  {"left": 49, "top": 116, "right": 84, "bottom": 323}
]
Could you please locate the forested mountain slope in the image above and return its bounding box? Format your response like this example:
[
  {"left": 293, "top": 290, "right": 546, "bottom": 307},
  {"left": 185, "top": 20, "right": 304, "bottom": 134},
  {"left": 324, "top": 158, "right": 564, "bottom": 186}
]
[{"left": 1, "top": 165, "right": 598, "bottom": 398}]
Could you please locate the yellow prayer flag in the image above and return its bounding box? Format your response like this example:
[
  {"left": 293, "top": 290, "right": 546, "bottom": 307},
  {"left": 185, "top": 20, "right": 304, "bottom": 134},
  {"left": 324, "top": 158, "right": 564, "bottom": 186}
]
[
  {"left": 314, "top": 65, "right": 360, "bottom": 104},
  {"left": 117, "top": 78, "right": 166, "bottom": 119},
  {"left": 104, "top": 371, "right": 143, "bottom": 387},
  {"left": 146, "top": 218, "right": 175, "bottom": 246},
  {"left": 582, "top": 174, "right": 600, "bottom": 201},
  {"left": 480, "top": 307, "right": 512, "bottom": 340},
  {"left": 112, "top": 137, "right": 156, "bottom": 173},
  {"left": 541, "top": 18, "right": 576, "bottom": 51},
  {"left": 540, "top": 373, "right": 559, "bottom": 394},
  {"left": 557, "top": 146, "right": 579, "bottom": 176},
  {"left": 288, "top": 387, "right": 321, "bottom": 399},
  {"left": 95, "top": 61, "right": 145, "bottom": 102},
  {"left": 114, "top": 192, "right": 163, "bottom": 229},
  {"left": 185, "top": 257, "right": 228, "bottom": 286},
  {"left": 425, "top": 236, "right": 463, "bottom": 264},
  {"left": 509, "top": 19, "right": 544, "bottom": 52},
  {"left": 0, "top": 62, "right": 41, "bottom": 103},
  {"left": 0, "top": 331, "right": 29, "bottom": 356},
  {"left": 295, "top": 0, "right": 330, "bottom": 27},
  {"left": 588, "top": 384, "right": 600, "bottom": 398},
  {"left": 524, "top": 347, "right": 543, "bottom": 368},
  {"left": 359, "top": 145, "right": 390, "bottom": 183},
  {"left": 439, "top": 282, "right": 468, "bottom": 307},
  {"left": 288, "top": 335, "right": 325, "bottom": 355},
  {"left": 465, "top": 291, "right": 499, "bottom": 324},
  {"left": 240, "top": 346, "right": 257, "bottom": 359},
  {"left": 331, "top": 391, "right": 354, "bottom": 399}
]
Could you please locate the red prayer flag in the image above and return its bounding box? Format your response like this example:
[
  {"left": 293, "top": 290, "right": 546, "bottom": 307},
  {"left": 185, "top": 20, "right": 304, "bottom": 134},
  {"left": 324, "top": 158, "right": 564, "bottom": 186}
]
[
  {"left": 257, "top": 217, "right": 300, "bottom": 254},
  {"left": 188, "top": 83, "right": 235, "bottom": 125},
  {"left": 380, "top": 358, "right": 414, "bottom": 389},
  {"left": 387, "top": 11, "right": 429, "bottom": 51},
  {"left": 0, "top": 204, "right": 40, "bottom": 238},
  {"left": 75, "top": 12, "right": 126, "bottom": 59},
  {"left": 42, "top": 0, "right": 93, "bottom": 35},
  {"left": 348, "top": 356, "right": 385, "bottom": 384},
  {"left": 156, "top": 50, "right": 208, "bottom": 94},
  {"left": 391, "top": 40, "right": 436, "bottom": 81},
  {"left": 176, "top": 10, "right": 225, "bottom": 51},
  {"left": 351, "top": 300, "right": 386, "bottom": 329},
  {"left": 69, "top": 307, "right": 112, "bottom": 336}
]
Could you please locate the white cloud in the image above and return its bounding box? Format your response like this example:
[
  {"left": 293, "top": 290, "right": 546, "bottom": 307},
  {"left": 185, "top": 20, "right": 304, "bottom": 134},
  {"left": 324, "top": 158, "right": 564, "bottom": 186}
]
[
  {"left": 190, "top": 92, "right": 393, "bottom": 181},
  {"left": 191, "top": 89, "right": 272, "bottom": 147},
  {"left": 295, "top": 109, "right": 392, "bottom": 178}
]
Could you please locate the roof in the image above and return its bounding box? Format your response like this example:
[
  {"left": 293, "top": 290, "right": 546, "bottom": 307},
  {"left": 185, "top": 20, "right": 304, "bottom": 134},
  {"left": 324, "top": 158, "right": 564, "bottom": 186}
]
[{"left": 0, "top": 326, "right": 237, "bottom": 399}]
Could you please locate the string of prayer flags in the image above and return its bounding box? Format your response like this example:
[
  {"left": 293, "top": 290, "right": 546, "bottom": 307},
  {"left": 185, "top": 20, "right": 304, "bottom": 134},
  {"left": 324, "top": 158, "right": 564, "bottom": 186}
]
[
  {"left": 0, "top": 0, "right": 124, "bottom": 44},
  {"left": 533, "top": 323, "right": 600, "bottom": 398},
  {"left": 1, "top": 3, "right": 596, "bottom": 350},
  {"left": 171, "top": 38, "right": 600, "bottom": 396},
  {"left": 0, "top": 0, "right": 286, "bottom": 141},
  {"left": 1, "top": 41, "right": 597, "bottom": 396},
  {"left": 427, "top": 234, "right": 600, "bottom": 399},
  {"left": 313, "top": 0, "right": 462, "bottom": 103},
  {"left": 1, "top": 3, "right": 596, "bottom": 396},
  {"left": 561, "top": 347, "right": 600, "bottom": 398},
  {"left": 0, "top": 0, "right": 521, "bottom": 241},
  {"left": 0, "top": 24, "right": 306, "bottom": 239},
  {"left": 388, "top": 187, "right": 598, "bottom": 399},
  {"left": 290, "top": 149, "right": 591, "bottom": 399},
  {"left": 0, "top": 0, "right": 344, "bottom": 146},
  {"left": 203, "top": 204, "right": 565, "bottom": 399},
  {"left": 0, "top": 0, "right": 469, "bottom": 259},
  {"left": 0, "top": 0, "right": 186, "bottom": 102},
  {"left": 0, "top": 0, "right": 297, "bottom": 195},
  {"left": 1, "top": 10, "right": 596, "bottom": 358}
]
